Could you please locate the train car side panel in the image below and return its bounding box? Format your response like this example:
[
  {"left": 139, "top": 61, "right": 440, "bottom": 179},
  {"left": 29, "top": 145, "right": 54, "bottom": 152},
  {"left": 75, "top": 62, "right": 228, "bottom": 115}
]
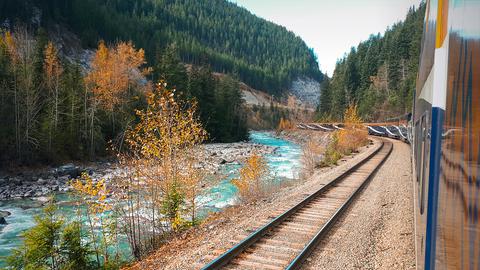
[
  {"left": 413, "top": 1, "right": 438, "bottom": 269},
  {"left": 435, "top": 0, "right": 480, "bottom": 269}
]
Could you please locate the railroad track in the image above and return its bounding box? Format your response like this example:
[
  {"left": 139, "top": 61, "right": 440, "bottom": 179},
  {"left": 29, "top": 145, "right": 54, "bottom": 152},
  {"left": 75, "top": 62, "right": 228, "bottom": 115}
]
[{"left": 202, "top": 139, "right": 393, "bottom": 270}]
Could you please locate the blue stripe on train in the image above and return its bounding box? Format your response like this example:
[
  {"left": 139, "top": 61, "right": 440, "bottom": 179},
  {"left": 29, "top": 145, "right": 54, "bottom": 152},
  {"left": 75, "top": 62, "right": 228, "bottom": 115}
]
[{"left": 424, "top": 107, "right": 445, "bottom": 270}]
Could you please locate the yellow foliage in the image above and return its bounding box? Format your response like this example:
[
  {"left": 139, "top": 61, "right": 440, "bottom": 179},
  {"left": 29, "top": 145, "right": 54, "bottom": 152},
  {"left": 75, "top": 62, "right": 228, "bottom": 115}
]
[
  {"left": 71, "top": 173, "right": 111, "bottom": 214},
  {"left": 122, "top": 81, "right": 207, "bottom": 230},
  {"left": 43, "top": 42, "right": 63, "bottom": 87},
  {"left": 85, "top": 40, "right": 149, "bottom": 111},
  {"left": 337, "top": 103, "right": 368, "bottom": 155},
  {"left": 126, "top": 81, "right": 207, "bottom": 161},
  {"left": 343, "top": 103, "right": 363, "bottom": 127},
  {"left": 232, "top": 153, "right": 268, "bottom": 202}
]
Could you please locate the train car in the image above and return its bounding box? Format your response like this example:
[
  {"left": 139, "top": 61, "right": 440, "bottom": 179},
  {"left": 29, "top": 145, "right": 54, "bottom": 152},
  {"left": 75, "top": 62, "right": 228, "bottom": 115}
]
[{"left": 412, "top": 0, "right": 479, "bottom": 269}]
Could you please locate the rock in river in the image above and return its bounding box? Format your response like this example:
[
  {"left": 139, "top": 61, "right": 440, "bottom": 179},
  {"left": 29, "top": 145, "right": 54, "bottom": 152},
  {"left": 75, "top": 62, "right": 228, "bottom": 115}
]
[{"left": 0, "top": 210, "right": 11, "bottom": 225}]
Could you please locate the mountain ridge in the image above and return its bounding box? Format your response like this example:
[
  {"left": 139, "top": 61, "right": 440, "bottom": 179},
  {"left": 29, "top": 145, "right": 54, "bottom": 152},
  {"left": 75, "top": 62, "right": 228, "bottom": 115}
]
[{"left": 0, "top": 0, "right": 323, "bottom": 96}]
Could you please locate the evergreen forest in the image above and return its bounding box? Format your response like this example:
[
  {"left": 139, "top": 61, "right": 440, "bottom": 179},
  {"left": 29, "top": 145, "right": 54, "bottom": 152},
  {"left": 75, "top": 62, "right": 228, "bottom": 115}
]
[
  {"left": 318, "top": 3, "right": 425, "bottom": 121},
  {"left": 0, "top": 0, "right": 323, "bottom": 95},
  {"left": 0, "top": 31, "right": 248, "bottom": 166}
]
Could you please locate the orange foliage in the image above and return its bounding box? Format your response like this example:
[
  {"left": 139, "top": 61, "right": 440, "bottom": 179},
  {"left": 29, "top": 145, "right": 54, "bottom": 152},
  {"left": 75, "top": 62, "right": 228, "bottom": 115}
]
[
  {"left": 3, "top": 31, "right": 19, "bottom": 63},
  {"left": 43, "top": 42, "right": 63, "bottom": 87},
  {"left": 85, "top": 41, "right": 149, "bottom": 111},
  {"left": 277, "top": 117, "right": 294, "bottom": 132}
]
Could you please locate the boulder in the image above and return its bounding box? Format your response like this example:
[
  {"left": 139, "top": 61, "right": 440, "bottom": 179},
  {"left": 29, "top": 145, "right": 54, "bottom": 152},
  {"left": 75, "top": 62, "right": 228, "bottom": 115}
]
[
  {"left": 56, "top": 164, "right": 80, "bottom": 178},
  {"left": 0, "top": 210, "right": 11, "bottom": 218},
  {"left": 0, "top": 210, "right": 10, "bottom": 224},
  {"left": 23, "top": 190, "right": 33, "bottom": 197},
  {"left": 12, "top": 177, "right": 23, "bottom": 186},
  {"left": 37, "top": 178, "right": 47, "bottom": 185}
]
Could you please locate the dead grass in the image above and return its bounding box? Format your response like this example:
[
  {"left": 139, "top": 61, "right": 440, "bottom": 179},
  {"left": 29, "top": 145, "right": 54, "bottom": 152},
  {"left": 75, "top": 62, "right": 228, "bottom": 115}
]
[{"left": 302, "top": 138, "right": 325, "bottom": 177}]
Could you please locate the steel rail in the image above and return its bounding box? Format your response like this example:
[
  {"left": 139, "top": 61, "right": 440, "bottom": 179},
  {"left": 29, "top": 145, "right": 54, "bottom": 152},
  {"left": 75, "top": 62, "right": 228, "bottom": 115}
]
[
  {"left": 201, "top": 139, "right": 390, "bottom": 270},
  {"left": 286, "top": 140, "right": 393, "bottom": 269}
]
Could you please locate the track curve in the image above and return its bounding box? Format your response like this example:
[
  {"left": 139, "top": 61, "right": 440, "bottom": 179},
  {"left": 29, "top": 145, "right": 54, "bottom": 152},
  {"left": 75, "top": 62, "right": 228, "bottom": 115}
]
[{"left": 202, "top": 139, "right": 393, "bottom": 270}]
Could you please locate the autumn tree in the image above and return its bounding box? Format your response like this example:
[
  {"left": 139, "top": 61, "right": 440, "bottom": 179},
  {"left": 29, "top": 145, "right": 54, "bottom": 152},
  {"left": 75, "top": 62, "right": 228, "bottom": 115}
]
[
  {"left": 113, "top": 82, "right": 207, "bottom": 258},
  {"left": 84, "top": 41, "right": 149, "bottom": 157},
  {"left": 43, "top": 41, "right": 63, "bottom": 152},
  {"left": 277, "top": 117, "right": 294, "bottom": 133}
]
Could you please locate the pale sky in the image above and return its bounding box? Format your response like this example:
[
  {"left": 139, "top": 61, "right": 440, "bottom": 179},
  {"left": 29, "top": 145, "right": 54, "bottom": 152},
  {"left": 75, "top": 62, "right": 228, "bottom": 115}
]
[{"left": 230, "top": 0, "right": 422, "bottom": 75}]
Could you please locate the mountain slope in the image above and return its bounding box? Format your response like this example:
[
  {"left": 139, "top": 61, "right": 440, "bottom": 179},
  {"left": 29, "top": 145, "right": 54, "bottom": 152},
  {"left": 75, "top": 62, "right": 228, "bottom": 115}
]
[{"left": 0, "top": 0, "right": 323, "bottom": 95}]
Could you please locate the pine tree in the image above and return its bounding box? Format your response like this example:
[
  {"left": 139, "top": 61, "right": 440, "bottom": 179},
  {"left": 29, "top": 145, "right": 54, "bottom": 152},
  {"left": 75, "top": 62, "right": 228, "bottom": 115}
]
[
  {"left": 155, "top": 43, "right": 188, "bottom": 95},
  {"left": 318, "top": 76, "right": 332, "bottom": 116}
]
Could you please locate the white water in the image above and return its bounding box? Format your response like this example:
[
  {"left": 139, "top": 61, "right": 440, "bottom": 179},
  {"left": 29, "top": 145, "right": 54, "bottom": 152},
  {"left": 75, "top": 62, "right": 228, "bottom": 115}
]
[{"left": 0, "top": 131, "right": 302, "bottom": 265}]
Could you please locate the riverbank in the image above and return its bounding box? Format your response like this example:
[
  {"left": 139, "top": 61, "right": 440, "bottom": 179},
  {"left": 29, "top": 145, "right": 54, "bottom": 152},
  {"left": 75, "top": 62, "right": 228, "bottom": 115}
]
[
  {"left": 0, "top": 131, "right": 299, "bottom": 267},
  {"left": 124, "top": 132, "right": 377, "bottom": 270},
  {"left": 0, "top": 141, "right": 275, "bottom": 201}
]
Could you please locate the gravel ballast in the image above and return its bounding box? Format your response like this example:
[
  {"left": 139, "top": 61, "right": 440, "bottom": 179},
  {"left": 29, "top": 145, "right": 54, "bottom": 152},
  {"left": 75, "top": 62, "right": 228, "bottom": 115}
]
[{"left": 304, "top": 138, "right": 415, "bottom": 269}]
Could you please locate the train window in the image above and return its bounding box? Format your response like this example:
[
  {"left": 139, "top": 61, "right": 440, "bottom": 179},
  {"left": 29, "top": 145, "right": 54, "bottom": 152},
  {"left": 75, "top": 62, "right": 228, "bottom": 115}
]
[
  {"left": 414, "top": 121, "right": 422, "bottom": 183},
  {"left": 419, "top": 114, "right": 428, "bottom": 215}
]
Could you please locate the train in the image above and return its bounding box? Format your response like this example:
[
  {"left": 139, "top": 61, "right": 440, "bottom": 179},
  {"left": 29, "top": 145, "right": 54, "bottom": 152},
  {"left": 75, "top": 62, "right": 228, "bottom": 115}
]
[{"left": 412, "top": 0, "right": 479, "bottom": 269}]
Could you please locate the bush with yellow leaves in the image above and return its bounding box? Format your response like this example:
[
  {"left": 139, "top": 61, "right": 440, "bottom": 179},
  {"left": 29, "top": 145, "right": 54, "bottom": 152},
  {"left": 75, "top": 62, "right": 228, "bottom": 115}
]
[
  {"left": 277, "top": 117, "right": 294, "bottom": 133},
  {"left": 232, "top": 153, "right": 269, "bottom": 202},
  {"left": 321, "top": 104, "right": 368, "bottom": 166},
  {"left": 337, "top": 103, "right": 368, "bottom": 154},
  {"left": 71, "top": 172, "right": 119, "bottom": 267}
]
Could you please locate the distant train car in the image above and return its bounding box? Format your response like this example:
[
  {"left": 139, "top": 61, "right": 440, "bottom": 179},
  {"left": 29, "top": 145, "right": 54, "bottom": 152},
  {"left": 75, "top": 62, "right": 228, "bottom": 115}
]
[
  {"left": 412, "top": 0, "right": 479, "bottom": 269},
  {"left": 384, "top": 126, "right": 401, "bottom": 139}
]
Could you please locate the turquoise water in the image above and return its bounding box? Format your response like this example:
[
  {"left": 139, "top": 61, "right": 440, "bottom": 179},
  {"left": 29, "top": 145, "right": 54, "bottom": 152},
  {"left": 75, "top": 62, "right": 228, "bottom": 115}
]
[
  {"left": 197, "top": 131, "right": 302, "bottom": 214},
  {"left": 0, "top": 196, "right": 133, "bottom": 265},
  {"left": 0, "top": 131, "right": 301, "bottom": 265}
]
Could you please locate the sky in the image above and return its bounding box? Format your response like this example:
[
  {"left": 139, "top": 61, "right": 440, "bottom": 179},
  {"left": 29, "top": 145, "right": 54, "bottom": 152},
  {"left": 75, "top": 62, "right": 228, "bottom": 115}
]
[{"left": 230, "top": 0, "right": 421, "bottom": 75}]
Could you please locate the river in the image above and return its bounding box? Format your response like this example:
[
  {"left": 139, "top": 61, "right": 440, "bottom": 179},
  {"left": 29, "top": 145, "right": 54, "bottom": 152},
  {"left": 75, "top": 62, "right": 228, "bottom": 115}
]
[{"left": 0, "top": 131, "right": 302, "bottom": 265}]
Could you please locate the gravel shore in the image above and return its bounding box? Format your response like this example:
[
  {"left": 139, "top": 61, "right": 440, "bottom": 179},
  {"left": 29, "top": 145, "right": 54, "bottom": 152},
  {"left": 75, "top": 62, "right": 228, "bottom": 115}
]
[
  {"left": 125, "top": 136, "right": 382, "bottom": 270},
  {"left": 0, "top": 142, "right": 274, "bottom": 200},
  {"left": 304, "top": 138, "right": 415, "bottom": 270}
]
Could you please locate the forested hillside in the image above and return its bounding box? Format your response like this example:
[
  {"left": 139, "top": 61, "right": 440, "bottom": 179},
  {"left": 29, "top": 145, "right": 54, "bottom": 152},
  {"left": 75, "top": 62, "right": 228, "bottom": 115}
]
[
  {"left": 318, "top": 3, "right": 425, "bottom": 121},
  {"left": 0, "top": 0, "right": 326, "bottom": 166},
  {"left": 0, "top": 28, "right": 249, "bottom": 166},
  {"left": 0, "top": 0, "right": 322, "bottom": 95}
]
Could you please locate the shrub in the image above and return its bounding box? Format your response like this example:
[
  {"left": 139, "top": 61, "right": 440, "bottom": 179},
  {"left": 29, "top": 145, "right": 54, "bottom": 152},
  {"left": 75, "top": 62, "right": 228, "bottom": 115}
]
[
  {"left": 320, "top": 104, "right": 368, "bottom": 166},
  {"left": 231, "top": 153, "right": 268, "bottom": 202},
  {"left": 321, "top": 133, "right": 342, "bottom": 166},
  {"left": 302, "top": 138, "right": 325, "bottom": 176},
  {"left": 276, "top": 117, "right": 294, "bottom": 133},
  {"left": 6, "top": 203, "right": 95, "bottom": 270},
  {"left": 337, "top": 104, "right": 368, "bottom": 154}
]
